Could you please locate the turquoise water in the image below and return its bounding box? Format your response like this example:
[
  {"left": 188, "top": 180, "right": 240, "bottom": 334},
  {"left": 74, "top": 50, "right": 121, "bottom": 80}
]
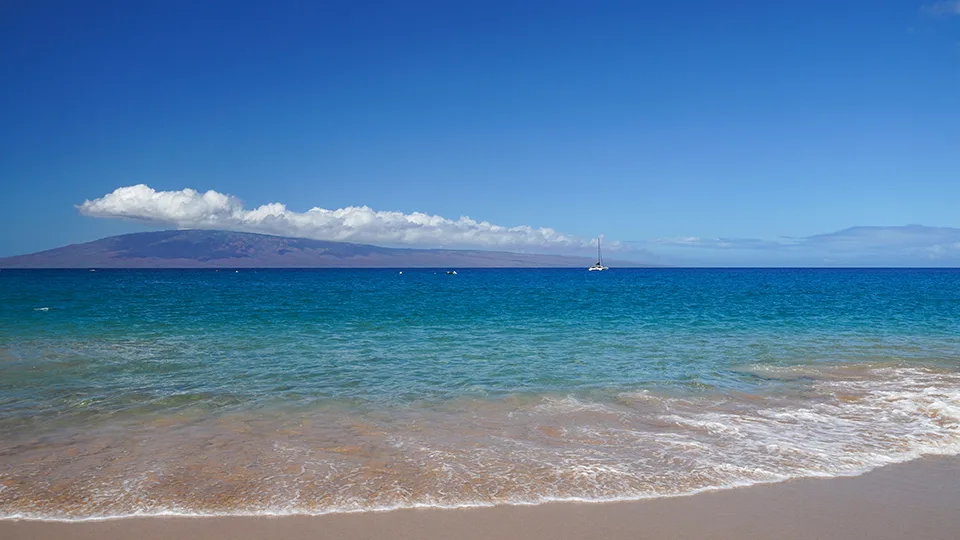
[{"left": 1, "top": 268, "right": 959, "bottom": 519}]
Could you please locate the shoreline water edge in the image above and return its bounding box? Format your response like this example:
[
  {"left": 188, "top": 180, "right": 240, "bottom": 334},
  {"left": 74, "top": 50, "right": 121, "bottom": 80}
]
[{"left": 3, "top": 457, "right": 960, "bottom": 540}]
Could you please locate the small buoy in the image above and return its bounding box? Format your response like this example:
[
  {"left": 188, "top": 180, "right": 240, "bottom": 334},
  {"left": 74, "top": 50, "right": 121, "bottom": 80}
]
[{"left": 399, "top": 271, "right": 403, "bottom": 274}]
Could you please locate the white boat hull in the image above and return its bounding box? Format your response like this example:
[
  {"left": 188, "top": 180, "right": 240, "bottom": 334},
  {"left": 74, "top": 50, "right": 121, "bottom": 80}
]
[{"left": 589, "top": 237, "right": 609, "bottom": 271}]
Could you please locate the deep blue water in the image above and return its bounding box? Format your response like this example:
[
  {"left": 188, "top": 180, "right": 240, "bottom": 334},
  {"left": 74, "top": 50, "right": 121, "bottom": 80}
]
[{"left": 3, "top": 268, "right": 959, "bottom": 409}]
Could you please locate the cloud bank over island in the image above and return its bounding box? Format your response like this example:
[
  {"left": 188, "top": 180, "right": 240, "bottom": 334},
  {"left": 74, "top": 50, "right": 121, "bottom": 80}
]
[
  {"left": 79, "top": 185, "right": 598, "bottom": 250},
  {"left": 78, "top": 185, "right": 960, "bottom": 266}
]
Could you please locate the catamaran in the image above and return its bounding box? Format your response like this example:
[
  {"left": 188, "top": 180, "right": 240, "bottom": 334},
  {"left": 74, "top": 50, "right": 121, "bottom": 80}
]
[{"left": 588, "top": 237, "right": 609, "bottom": 271}]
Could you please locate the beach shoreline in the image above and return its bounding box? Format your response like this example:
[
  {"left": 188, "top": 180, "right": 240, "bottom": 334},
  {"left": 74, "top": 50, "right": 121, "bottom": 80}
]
[{"left": 4, "top": 455, "right": 959, "bottom": 540}]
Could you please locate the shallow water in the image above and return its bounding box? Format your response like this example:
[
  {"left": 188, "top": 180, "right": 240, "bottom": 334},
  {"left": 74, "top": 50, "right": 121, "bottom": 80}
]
[{"left": 1, "top": 268, "right": 959, "bottom": 519}]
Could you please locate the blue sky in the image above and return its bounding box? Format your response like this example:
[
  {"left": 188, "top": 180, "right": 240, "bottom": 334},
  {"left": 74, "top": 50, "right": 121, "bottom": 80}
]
[{"left": 1, "top": 1, "right": 958, "bottom": 265}]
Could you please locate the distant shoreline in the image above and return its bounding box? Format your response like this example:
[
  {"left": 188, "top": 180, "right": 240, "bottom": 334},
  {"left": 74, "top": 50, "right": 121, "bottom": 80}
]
[{"left": 0, "top": 229, "right": 655, "bottom": 269}]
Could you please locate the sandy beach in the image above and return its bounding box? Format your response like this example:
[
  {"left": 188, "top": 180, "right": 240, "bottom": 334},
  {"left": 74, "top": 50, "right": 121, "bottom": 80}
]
[{"left": 4, "top": 456, "right": 958, "bottom": 540}]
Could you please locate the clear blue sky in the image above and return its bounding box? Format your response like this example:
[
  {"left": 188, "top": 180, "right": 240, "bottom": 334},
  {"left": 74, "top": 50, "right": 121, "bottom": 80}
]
[{"left": 1, "top": 1, "right": 958, "bottom": 265}]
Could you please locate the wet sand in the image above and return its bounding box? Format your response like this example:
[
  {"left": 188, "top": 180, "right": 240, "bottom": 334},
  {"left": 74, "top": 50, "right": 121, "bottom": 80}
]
[{"left": 4, "top": 456, "right": 959, "bottom": 540}]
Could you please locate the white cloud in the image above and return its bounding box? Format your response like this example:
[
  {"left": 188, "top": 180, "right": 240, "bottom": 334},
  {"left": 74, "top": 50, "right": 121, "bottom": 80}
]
[{"left": 78, "top": 185, "right": 599, "bottom": 250}]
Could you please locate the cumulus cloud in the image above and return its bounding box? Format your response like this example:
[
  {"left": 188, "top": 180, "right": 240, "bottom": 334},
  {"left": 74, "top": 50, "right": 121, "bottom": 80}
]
[{"left": 78, "top": 185, "right": 599, "bottom": 250}]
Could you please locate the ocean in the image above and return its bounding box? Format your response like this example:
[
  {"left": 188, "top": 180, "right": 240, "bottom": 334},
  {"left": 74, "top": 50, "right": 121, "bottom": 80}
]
[{"left": 1, "top": 268, "right": 959, "bottom": 520}]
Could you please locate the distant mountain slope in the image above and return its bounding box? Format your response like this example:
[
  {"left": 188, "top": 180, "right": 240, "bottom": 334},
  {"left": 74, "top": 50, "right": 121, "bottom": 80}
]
[{"left": 0, "top": 230, "right": 648, "bottom": 268}]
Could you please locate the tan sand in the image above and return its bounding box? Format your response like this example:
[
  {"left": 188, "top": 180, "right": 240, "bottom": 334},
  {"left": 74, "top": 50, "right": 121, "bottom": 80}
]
[{"left": 4, "top": 456, "right": 959, "bottom": 540}]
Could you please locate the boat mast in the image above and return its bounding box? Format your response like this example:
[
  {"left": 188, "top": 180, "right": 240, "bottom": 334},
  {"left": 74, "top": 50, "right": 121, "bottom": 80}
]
[{"left": 598, "top": 236, "right": 602, "bottom": 265}]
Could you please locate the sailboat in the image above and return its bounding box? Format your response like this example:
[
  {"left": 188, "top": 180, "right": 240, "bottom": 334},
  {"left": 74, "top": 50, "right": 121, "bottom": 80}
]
[{"left": 588, "top": 236, "right": 609, "bottom": 271}]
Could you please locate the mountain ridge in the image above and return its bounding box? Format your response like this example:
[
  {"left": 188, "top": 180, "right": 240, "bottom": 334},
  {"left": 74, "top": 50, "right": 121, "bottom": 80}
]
[{"left": 0, "top": 230, "right": 650, "bottom": 268}]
